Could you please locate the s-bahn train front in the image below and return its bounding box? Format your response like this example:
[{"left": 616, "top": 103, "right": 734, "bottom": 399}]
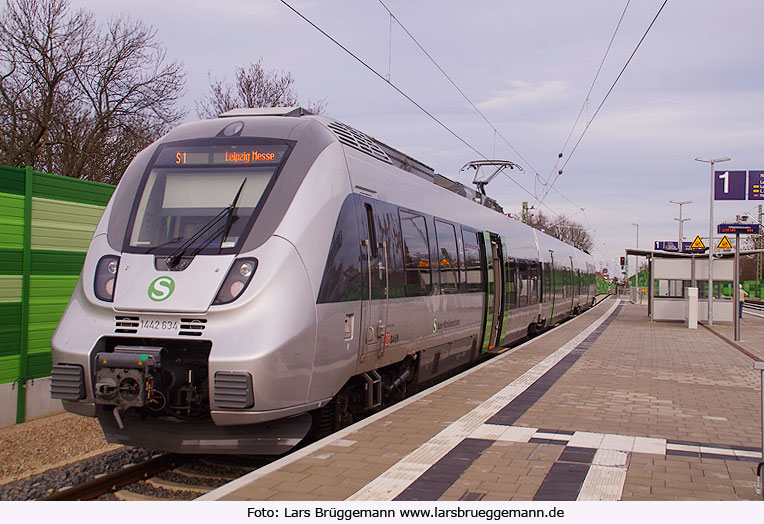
[{"left": 50, "top": 108, "right": 350, "bottom": 454}]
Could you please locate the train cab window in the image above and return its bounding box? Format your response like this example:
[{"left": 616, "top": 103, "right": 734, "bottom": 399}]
[
  {"left": 400, "top": 211, "right": 432, "bottom": 296},
  {"left": 126, "top": 140, "right": 293, "bottom": 255},
  {"left": 507, "top": 258, "right": 518, "bottom": 308},
  {"left": 435, "top": 220, "right": 459, "bottom": 293},
  {"left": 462, "top": 229, "right": 482, "bottom": 293}
]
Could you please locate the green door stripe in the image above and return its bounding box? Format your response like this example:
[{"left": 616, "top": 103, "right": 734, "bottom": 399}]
[
  {"left": 548, "top": 252, "right": 556, "bottom": 327},
  {"left": 499, "top": 236, "right": 509, "bottom": 346},
  {"left": 480, "top": 232, "right": 493, "bottom": 353}
]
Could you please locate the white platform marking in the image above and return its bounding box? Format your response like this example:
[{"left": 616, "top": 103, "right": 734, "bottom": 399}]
[
  {"left": 632, "top": 436, "right": 666, "bottom": 455},
  {"left": 593, "top": 449, "right": 630, "bottom": 467},
  {"left": 699, "top": 446, "right": 735, "bottom": 457},
  {"left": 578, "top": 466, "right": 628, "bottom": 501},
  {"left": 347, "top": 301, "right": 622, "bottom": 501},
  {"left": 567, "top": 431, "right": 604, "bottom": 448},
  {"left": 667, "top": 443, "right": 700, "bottom": 454},
  {"left": 498, "top": 426, "right": 539, "bottom": 443},
  {"left": 600, "top": 434, "right": 635, "bottom": 452},
  {"left": 577, "top": 449, "right": 629, "bottom": 501}
]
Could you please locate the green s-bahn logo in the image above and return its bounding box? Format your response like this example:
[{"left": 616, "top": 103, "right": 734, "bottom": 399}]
[{"left": 148, "top": 276, "right": 175, "bottom": 302}]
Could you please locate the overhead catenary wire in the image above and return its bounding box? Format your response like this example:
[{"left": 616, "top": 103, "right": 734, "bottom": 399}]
[
  {"left": 376, "top": 0, "right": 543, "bottom": 180},
  {"left": 542, "top": 0, "right": 632, "bottom": 200},
  {"left": 375, "top": 0, "right": 592, "bottom": 225},
  {"left": 280, "top": 0, "right": 592, "bottom": 230},
  {"left": 374, "top": 1, "right": 611, "bottom": 223},
  {"left": 279, "top": 0, "right": 486, "bottom": 160},
  {"left": 543, "top": 0, "right": 670, "bottom": 203}
]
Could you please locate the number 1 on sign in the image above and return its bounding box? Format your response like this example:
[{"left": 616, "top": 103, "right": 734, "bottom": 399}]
[{"left": 718, "top": 171, "right": 729, "bottom": 193}]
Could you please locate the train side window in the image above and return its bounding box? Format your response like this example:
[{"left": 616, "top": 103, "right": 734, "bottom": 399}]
[
  {"left": 364, "top": 203, "right": 378, "bottom": 258},
  {"left": 316, "top": 195, "right": 363, "bottom": 304},
  {"left": 435, "top": 220, "right": 459, "bottom": 293},
  {"left": 462, "top": 229, "right": 482, "bottom": 293},
  {"left": 507, "top": 258, "right": 518, "bottom": 308},
  {"left": 561, "top": 268, "right": 567, "bottom": 297},
  {"left": 517, "top": 260, "right": 529, "bottom": 307},
  {"left": 529, "top": 261, "right": 539, "bottom": 305},
  {"left": 400, "top": 210, "right": 431, "bottom": 296}
]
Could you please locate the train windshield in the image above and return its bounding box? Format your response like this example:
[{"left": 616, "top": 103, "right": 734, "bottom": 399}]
[{"left": 125, "top": 139, "right": 293, "bottom": 255}]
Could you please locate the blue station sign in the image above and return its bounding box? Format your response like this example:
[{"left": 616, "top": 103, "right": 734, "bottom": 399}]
[
  {"left": 654, "top": 240, "right": 707, "bottom": 253},
  {"left": 713, "top": 170, "right": 764, "bottom": 200},
  {"left": 714, "top": 170, "right": 747, "bottom": 200},
  {"left": 717, "top": 223, "right": 761, "bottom": 235}
]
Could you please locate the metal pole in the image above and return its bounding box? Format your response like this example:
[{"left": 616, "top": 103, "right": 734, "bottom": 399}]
[
  {"left": 696, "top": 156, "right": 730, "bottom": 325},
  {"left": 631, "top": 223, "right": 639, "bottom": 302},
  {"left": 761, "top": 364, "right": 764, "bottom": 491},
  {"left": 709, "top": 161, "right": 715, "bottom": 325},
  {"left": 679, "top": 205, "right": 683, "bottom": 248},
  {"left": 734, "top": 232, "right": 740, "bottom": 341},
  {"left": 758, "top": 204, "right": 763, "bottom": 297},
  {"left": 671, "top": 200, "right": 692, "bottom": 250}
]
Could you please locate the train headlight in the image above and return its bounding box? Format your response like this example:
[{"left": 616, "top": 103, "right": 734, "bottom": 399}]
[
  {"left": 94, "top": 255, "right": 120, "bottom": 302},
  {"left": 213, "top": 258, "right": 257, "bottom": 305}
]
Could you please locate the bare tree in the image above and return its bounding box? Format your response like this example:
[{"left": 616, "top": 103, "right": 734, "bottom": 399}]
[
  {"left": 196, "top": 59, "right": 326, "bottom": 118},
  {"left": 527, "top": 210, "right": 594, "bottom": 253},
  {"left": 0, "top": 0, "right": 185, "bottom": 182}
]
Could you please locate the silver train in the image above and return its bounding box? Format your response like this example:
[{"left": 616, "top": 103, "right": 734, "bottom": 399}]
[{"left": 50, "top": 107, "right": 596, "bottom": 454}]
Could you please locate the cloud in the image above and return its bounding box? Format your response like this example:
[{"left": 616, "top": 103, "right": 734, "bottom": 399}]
[
  {"left": 476, "top": 80, "right": 571, "bottom": 112},
  {"left": 168, "top": 0, "right": 280, "bottom": 18}
]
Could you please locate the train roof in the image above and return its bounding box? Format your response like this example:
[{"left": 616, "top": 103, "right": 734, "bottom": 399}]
[
  {"left": 220, "top": 107, "right": 505, "bottom": 214},
  {"left": 217, "top": 107, "right": 589, "bottom": 257}
]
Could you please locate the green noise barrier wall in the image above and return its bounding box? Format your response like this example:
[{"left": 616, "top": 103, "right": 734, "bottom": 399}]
[{"left": 0, "top": 165, "right": 114, "bottom": 423}]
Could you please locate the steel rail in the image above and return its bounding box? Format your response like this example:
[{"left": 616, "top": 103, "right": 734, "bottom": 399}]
[{"left": 43, "top": 453, "right": 184, "bottom": 501}]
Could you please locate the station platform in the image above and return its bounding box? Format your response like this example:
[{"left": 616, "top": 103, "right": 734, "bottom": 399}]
[{"left": 200, "top": 298, "right": 764, "bottom": 501}]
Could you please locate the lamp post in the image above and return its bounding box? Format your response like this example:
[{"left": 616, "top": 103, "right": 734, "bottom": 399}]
[
  {"left": 670, "top": 200, "right": 692, "bottom": 249},
  {"left": 695, "top": 156, "right": 731, "bottom": 326}
]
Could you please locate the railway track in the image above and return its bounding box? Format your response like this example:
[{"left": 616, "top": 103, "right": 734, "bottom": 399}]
[
  {"left": 43, "top": 453, "right": 266, "bottom": 501},
  {"left": 743, "top": 300, "right": 764, "bottom": 311}
]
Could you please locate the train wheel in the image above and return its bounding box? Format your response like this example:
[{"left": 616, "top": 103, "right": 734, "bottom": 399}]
[{"left": 310, "top": 395, "right": 353, "bottom": 439}]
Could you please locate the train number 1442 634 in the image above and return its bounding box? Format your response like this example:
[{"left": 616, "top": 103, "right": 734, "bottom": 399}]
[{"left": 140, "top": 319, "right": 179, "bottom": 331}]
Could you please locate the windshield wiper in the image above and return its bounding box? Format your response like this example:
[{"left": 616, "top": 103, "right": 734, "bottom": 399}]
[
  {"left": 164, "top": 179, "right": 247, "bottom": 269},
  {"left": 218, "top": 178, "right": 247, "bottom": 254}
]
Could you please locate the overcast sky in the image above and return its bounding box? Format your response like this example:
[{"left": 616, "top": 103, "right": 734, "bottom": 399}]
[{"left": 71, "top": 0, "right": 764, "bottom": 276}]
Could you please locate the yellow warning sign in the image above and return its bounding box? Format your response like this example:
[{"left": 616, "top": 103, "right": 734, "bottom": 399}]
[
  {"left": 690, "top": 235, "right": 706, "bottom": 250},
  {"left": 717, "top": 235, "right": 733, "bottom": 250}
]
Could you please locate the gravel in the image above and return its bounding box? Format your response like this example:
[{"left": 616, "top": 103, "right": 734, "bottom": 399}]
[
  {"left": 119, "top": 481, "right": 202, "bottom": 500},
  {"left": 0, "top": 412, "right": 157, "bottom": 501},
  {"left": 0, "top": 447, "right": 159, "bottom": 500}
]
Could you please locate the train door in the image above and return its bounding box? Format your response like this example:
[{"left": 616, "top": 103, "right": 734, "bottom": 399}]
[
  {"left": 359, "top": 202, "right": 389, "bottom": 362},
  {"left": 547, "top": 251, "right": 556, "bottom": 327},
  {"left": 479, "top": 232, "right": 506, "bottom": 352},
  {"left": 569, "top": 256, "right": 575, "bottom": 314}
]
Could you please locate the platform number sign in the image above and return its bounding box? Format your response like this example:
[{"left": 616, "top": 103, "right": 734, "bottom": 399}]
[{"left": 714, "top": 170, "right": 747, "bottom": 200}]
